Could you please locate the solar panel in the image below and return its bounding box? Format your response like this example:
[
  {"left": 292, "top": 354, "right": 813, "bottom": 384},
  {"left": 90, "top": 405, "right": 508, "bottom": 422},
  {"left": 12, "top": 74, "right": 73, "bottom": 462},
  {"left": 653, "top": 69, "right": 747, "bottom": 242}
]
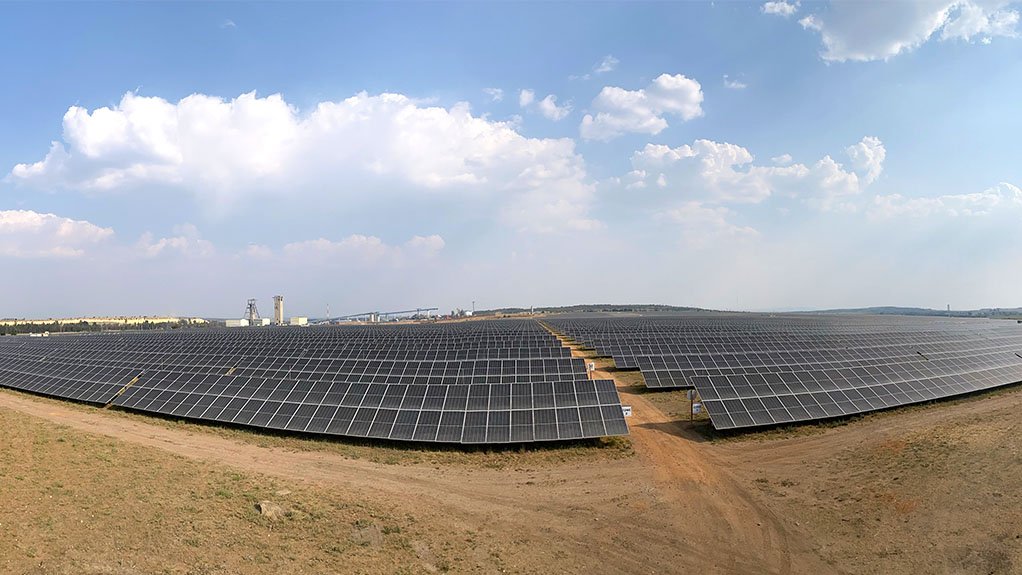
[
  {"left": 546, "top": 314, "right": 1022, "bottom": 430},
  {"left": 110, "top": 373, "right": 626, "bottom": 443},
  {"left": 0, "top": 320, "right": 629, "bottom": 444}
]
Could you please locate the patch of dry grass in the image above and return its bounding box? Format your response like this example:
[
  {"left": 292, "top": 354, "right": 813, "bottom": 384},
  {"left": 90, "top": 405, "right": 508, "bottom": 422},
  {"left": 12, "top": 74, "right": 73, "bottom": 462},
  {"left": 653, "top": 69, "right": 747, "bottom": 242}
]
[{"left": 0, "top": 407, "right": 449, "bottom": 575}]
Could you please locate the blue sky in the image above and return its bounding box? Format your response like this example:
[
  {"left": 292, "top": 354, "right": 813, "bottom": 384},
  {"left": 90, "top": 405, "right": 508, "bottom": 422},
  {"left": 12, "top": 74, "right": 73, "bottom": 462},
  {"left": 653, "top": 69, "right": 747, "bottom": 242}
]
[{"left": 2, "top": 1, "right": 1021, "bottom": 318}]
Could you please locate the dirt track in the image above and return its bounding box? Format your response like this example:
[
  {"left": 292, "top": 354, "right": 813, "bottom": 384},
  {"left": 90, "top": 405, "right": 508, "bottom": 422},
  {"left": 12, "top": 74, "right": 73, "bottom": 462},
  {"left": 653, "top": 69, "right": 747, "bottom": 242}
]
[
  {"left": 578, "top": 345, "right": 830, "bottom": 574},
  {"left": 0, "top": 380, "right": 810, "bottom": 574},
  {"left": 4, "top": 351, "right": 1022, "bottom": 573}
]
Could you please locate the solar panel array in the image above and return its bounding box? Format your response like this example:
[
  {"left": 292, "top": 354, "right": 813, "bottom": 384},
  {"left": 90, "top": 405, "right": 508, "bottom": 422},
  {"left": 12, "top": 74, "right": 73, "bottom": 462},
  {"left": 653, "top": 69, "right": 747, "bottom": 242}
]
[
  {"left": 0, "top": 320, "right": 628, "bottom": 444},
  {"left": 545, "top": 314, "right": 1022, "bottom": 430}
]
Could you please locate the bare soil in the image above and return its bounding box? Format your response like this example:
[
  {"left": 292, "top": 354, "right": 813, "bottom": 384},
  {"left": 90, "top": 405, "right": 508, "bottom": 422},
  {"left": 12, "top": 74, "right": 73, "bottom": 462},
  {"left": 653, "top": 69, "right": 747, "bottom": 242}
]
[{"left": 3, "top": 342, "right": 1022, "bottom": 574}]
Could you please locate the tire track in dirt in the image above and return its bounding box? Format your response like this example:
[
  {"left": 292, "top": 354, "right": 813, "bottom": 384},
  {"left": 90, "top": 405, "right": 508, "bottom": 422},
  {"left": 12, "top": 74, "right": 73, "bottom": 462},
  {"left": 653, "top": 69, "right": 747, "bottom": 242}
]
[
  {"left": 0, "top": 389, "right": 697, "bottom": 574},
  {"left": 548, "top": 328, "right": 834, "bottom": 575}
]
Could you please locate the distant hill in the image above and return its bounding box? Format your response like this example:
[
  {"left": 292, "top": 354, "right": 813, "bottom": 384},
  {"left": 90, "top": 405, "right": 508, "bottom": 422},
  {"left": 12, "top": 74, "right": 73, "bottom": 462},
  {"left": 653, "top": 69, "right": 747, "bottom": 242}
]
[
  {"left": 479, "top": 304, "right": 708, "bottom": 315},
  {"left": 477, "top": 303, "right": 1022, "bottom": 320},
  {"left": 806, "top": 306, "right": 1022, "bottom": 319}
]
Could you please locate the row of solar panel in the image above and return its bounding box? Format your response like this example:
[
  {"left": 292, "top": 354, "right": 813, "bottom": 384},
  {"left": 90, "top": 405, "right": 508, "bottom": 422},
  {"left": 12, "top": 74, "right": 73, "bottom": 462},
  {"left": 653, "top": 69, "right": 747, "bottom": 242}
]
[
  {"left": 550, "top": 318, "right": 1022, "bottom": 383},
  {"left": 3, "top": 347, "right": 574, "bottom": 362},
  {"left": 118, "top": 374, "right": 622, "bottom": 409},
  {"left": 0, "top": 354, "right": 587, "bottom": 371},
  {"left": 0, "top": 368, "right": 628, "bottom": 443},
  {"left": 0, "top": 320, "right": 630, "bottom": 443},
  {"left": 546, "top": 315, "right": 1022, "bottom": 430},
  {"left": 693, "top": 353, "right": 1022, "bottom": 399},
  {"left": 3, "top": 344, "right": 569, "bottom": 356},
  {"left": 699, "top": 364, "right": 1022, "bottom": 429},
  {"left": 0, "top": 330, "right": 566, "bottom": 347},
  {"left": 579, "top": 333, "right": 1022, "bottom": 357},
  {"left": 4, "top": 363, "right": 588, "bottom": 384},
  {"left": 632, "top": 348, "right": 1022, "bottom": 378},
  {"left": 0, "top": 358, "right": 589, "bottom": 385},
  {"left": 0, "top": 369, "right": 132, "bottom": 404},
  {"left": 111, "top": 402, "right": 627, "bottom": 443},
  {"left": 629, "top": 349, "right": 1022, "bottom": 386},
  {"left": 606, "top": 335, "right": 1022, "bottom": 360}
]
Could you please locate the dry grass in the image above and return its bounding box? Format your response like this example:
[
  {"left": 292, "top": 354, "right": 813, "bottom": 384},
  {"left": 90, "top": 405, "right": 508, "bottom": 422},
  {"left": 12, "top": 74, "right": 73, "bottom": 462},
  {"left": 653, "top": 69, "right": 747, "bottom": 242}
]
[
  {"left": 730, "top": 388, "right": 1022, "bottom": 574},
  {"left": 0, "top": 407, "right": 452, "bottom": 575}
]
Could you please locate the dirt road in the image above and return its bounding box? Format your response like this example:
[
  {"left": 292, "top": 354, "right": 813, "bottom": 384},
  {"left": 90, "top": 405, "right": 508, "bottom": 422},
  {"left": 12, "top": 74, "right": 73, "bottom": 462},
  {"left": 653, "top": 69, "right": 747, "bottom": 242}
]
[
  {"left": 0, "top": 363, "right": 823, "bottom": 575},
  {"left": 562, "top": 340, "right": 832, "bottom": 575},
  {"left": 0, "top": 387, "right": 769, "bottom": 574},
  {"left": 5, "top": 348, "right": 1022, "bottom": 573}
]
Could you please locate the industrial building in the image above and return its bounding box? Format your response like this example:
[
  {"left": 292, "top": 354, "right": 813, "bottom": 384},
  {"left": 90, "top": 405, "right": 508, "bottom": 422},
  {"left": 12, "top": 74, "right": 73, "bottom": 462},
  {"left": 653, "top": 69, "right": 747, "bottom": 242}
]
[
  {"left": 273, "top": 295, "right": 284, "bottom": 325},
  {"left": 225, "top": 297, "right": 299, "bottom": 327}
]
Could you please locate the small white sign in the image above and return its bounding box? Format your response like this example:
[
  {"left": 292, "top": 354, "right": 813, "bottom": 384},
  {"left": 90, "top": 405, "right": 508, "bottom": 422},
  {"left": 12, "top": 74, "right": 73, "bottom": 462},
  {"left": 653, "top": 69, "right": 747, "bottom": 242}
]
[
  {"left": 587, "top": 362, "right": 596, "bottom": 372},
  {"left": 692, "top": 402, "right": 702, "bottom": 414},
  {"left": 622, "top": 405, "right": 633, "bottom": 417},
  {"left": 686, "top": 389, "right": 696, "bottom": 401}
]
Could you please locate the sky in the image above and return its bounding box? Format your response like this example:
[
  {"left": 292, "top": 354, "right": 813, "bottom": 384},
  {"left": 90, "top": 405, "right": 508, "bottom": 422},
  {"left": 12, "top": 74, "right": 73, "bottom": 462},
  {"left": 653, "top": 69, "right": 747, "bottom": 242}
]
[{"left": 2, "top": 1, "right": 1021, "bottom": 318}]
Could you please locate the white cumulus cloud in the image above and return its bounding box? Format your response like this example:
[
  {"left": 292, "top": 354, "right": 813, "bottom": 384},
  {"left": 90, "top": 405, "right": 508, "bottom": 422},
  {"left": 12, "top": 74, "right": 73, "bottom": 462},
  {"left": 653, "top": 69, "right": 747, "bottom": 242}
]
[
  {"left": 661, "top": 201, "right": 759, "bottom": 247},
  {"left": 9, "top": 90, "right": 598, "bottom": 233},
  {"left": 630, "top": 137, "right": 878, "bottom": 210},
  {"left": 941, "top": 1, "right": 1020, "bottom": 40},
  {"left": 0, "top": 210, "right": 113, "bottom": 258},
  {"left": 580, "top": 74, "right": 704, "bottom": 141},
  {"left": 798, "top": 1, "right": 1019, "bottom": 62},
  {"left": 519, "top": 90, "right": 572, "bottom": 121},
  {"left": 570, "top": 55, "right": 620, "bottom": 80},
  {"left": 482, "top": 87, "right": 504, "bottom": 102},
  {"left": 282, "top": 233, "right": 445, "bottom": 265},
  {"left": 593, "top": 55, "right": 619, "bottom": 74},
  {"left": 723, "top": 74, "right": 748, "bottom": 90},
  {"left": 536, "top": 94, "right": 572, "bottom": 121},
  {"left": 137, "top": 223, "right": 214, "bottom": 259},
  {"left": 762, "top": 1, "right": 800, "bottom": 17},
  {"left": 870, "top": 182, "right": 1022, "bottom": 218},
  {"left": 845, "top": 136, "right": 886, "bottom": 184},
  {"left": 404, "top": 234, "right": 446, "bottom": 253},
  {"left": 242, "top": 244, "right": 273, "bottom": 259}
]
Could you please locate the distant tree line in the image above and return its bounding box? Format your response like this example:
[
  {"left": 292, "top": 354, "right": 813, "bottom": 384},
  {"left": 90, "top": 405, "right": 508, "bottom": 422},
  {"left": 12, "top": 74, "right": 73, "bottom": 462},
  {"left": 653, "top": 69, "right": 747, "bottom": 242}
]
[
  {"left": 0, "top": 321, "right": 102, "bottom": 336},
  {"left": 0, "top": 320, "right": 203, "bottom": 336}
]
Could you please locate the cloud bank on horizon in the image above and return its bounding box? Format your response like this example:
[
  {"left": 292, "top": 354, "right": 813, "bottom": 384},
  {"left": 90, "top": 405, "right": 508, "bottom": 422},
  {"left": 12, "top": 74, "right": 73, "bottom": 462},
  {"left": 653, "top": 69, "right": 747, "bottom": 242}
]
[{"left": 2, "top": 1, "right": 1020, "bottom": 317}]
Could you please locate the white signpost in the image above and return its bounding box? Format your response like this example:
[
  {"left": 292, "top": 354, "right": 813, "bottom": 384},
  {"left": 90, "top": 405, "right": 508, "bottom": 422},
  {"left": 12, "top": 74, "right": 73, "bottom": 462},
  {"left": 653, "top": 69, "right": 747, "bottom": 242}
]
[{"left": 622, "top": 405, "right": 632, "bottom": 417}]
